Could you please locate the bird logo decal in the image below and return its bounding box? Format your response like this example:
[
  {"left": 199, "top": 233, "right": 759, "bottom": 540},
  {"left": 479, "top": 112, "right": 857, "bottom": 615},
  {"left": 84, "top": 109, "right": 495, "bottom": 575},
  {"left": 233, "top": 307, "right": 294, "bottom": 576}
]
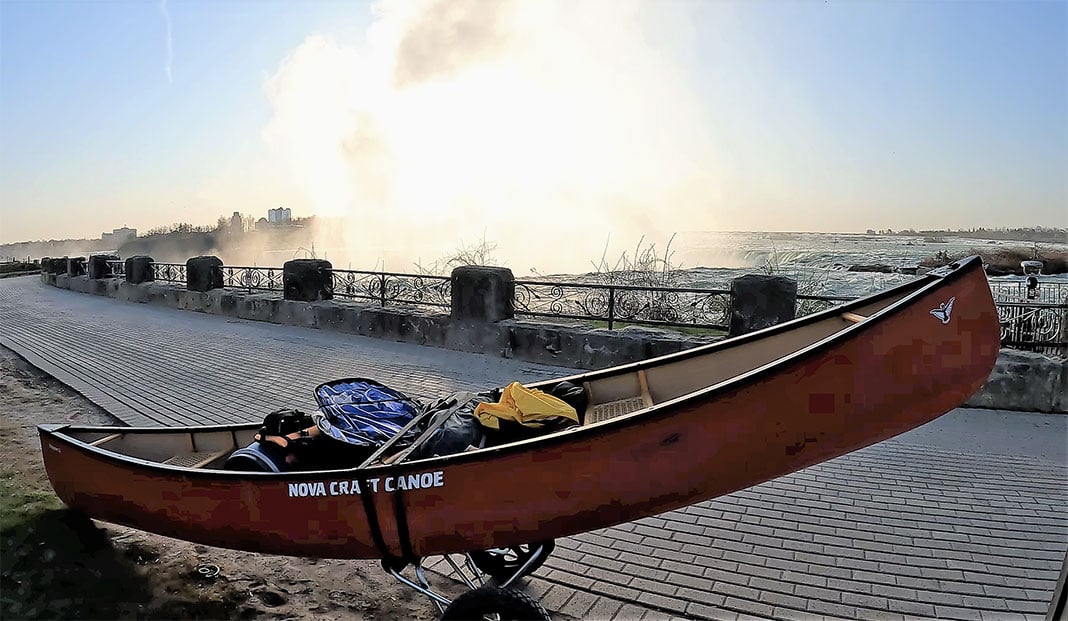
[{"left": 930, "top": 297, "right": 955, "bottom": 324}]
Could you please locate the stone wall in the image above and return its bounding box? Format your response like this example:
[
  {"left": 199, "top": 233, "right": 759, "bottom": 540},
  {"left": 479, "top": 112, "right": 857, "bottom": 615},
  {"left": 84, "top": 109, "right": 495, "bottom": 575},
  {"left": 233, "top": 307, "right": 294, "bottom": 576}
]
[
  {"left": 40, "top": 272, "right": 1066, "bottom": 413},
  {"left": 964, "top": 349, "right": 1067, "bottom": 413}
]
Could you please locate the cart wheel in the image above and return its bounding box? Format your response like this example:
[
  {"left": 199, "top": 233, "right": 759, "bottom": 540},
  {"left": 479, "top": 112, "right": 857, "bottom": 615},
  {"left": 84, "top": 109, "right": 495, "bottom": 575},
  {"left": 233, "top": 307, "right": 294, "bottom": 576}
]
[
  {"left": 469, "top": 541, "right": 555, "bottom": 583},
  {"left": 440, "top": 585, "right": 549, "bottom": 621}
]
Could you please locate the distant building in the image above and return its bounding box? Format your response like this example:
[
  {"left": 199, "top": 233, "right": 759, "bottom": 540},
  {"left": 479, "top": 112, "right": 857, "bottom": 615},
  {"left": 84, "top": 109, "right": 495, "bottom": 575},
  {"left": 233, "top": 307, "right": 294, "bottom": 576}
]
[
  {"left": 267, "top": 207, "right": 292, "bottom": 224},
  {"left": 230, "top": 211, "right": 243, "bottom": 235},
  {"left": 255, "top": 217, "right": 269, "bottom": 231},
  {"left": 101, "top": 226, "right": 137, "bottom": 245}
]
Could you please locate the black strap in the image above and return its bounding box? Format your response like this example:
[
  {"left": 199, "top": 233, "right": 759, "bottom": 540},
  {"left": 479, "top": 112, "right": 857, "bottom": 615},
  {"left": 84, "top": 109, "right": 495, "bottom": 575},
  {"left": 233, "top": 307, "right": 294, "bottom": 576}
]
[
  {"left": 356, "top": 474, "right": 395, "bottom": 563},
  {"left": 393, "top": 483, "right": 416, "bottom": 563}
]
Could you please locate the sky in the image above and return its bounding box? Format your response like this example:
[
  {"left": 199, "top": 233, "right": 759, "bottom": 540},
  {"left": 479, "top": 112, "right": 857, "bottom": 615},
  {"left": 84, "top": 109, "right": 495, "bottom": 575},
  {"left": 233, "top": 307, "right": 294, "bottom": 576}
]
[{"left": 1, "top": 0, "right": 1065, "bottom": 260}]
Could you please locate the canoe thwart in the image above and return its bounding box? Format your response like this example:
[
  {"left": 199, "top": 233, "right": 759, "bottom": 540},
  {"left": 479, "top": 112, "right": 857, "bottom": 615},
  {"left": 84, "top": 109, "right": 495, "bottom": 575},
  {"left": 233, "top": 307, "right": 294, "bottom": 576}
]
[
  {"left": 841, "top": 312, "right": 868, "bottom": 323},
  {"left": 637, "top": 370, "right": 653, "bottom": 408},
  {"left": 89, "top": 433, "right": 122, "bottom": 447}
]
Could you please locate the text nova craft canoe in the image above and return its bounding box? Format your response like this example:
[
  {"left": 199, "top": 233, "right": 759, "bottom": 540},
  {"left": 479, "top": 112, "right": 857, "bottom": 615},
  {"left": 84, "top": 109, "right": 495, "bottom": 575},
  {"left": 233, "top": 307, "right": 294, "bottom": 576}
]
[{"left": 39, "top": 256, "right": 1000, "bottom": 561}]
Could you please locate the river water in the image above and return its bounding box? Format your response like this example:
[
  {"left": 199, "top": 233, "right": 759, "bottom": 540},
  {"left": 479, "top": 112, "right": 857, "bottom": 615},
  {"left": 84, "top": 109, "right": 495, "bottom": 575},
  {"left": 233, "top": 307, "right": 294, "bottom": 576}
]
[{"left": 665, "top": 231, "right": 1067, "bottom": 298}]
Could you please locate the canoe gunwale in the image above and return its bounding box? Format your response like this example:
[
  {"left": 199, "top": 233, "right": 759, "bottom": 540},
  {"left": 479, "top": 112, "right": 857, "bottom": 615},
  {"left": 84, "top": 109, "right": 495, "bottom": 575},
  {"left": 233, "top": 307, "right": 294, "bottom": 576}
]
[{"left": 38, "top": 256, "right": 989, "bottom": 482}]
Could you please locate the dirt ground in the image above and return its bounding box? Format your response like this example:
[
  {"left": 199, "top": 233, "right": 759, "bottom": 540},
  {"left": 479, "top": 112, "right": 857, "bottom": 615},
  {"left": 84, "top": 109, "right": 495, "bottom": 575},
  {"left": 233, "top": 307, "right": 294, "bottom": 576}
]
[{"left": 0, "top": 346, "right": 464, "bottom": 620}]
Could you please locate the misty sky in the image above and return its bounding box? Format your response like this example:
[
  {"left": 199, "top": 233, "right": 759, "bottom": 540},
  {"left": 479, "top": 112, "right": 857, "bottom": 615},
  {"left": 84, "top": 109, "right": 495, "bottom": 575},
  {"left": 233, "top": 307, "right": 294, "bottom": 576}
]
[{"left": 1, "top": 0, "right": 1065, "bottom": 248}]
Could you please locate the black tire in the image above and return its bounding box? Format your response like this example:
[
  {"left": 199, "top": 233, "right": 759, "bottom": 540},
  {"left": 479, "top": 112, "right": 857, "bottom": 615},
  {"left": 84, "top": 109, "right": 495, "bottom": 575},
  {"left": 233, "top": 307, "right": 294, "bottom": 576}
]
[
  {"left": 468, "top": 541, "right": 555, "bottom": 583},
  {"left": 440, "top": 586, "right": 549, "bottom": 621}
]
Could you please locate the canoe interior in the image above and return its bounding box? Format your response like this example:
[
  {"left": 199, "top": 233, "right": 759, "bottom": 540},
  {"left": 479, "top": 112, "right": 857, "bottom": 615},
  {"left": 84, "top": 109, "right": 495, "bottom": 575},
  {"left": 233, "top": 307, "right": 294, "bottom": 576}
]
[
  {"left": 68, "top": 428, "right": 259, "bottom": 470},
  {"left": 59, "top": 284, "right": 916, "bottom": 471}
]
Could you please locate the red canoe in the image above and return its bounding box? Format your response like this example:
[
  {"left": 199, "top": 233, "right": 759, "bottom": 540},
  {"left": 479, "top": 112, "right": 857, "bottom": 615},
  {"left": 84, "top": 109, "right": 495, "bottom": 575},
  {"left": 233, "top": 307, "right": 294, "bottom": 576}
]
[{"left": 38, "top": 256, "right": 1000, "bottom": 560}]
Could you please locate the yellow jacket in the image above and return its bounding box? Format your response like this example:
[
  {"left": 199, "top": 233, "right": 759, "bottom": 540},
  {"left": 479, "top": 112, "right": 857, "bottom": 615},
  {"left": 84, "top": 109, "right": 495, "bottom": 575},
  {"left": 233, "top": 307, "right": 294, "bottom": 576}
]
[{"left": 474, "top": 382, "right": 579, "bottom": 430}]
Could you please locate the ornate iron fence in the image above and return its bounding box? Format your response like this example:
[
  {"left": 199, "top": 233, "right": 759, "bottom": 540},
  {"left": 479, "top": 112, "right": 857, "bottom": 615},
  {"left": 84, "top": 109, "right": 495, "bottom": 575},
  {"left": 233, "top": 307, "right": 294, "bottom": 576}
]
[
  {"left": 332, "top": 269, "right": 451, "bottom": 310},
  {"left": 989, "top": 281, "right": 1067, "bottom": 356},
  {"left": 152, "top": 262, "right": 186, "bottom": 283},
  {"left": 222, "top": 265, "right": 283, "bottom": 293},
  {"left": 513, "top": 280, "right": 731, "bottom": 330}
]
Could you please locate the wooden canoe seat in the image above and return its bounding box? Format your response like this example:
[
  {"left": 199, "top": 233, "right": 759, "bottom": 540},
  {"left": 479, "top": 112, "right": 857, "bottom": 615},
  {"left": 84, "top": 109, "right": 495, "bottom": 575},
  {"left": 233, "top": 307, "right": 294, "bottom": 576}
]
[
  {"left": 585, "top": 370, "right": 655, "bottom": 425},
  {"left": 163, "top": 450, "right": 227, "bottom": 469},
  {"left": 587, "top": 397, "right": 647, "bottom": 424}
]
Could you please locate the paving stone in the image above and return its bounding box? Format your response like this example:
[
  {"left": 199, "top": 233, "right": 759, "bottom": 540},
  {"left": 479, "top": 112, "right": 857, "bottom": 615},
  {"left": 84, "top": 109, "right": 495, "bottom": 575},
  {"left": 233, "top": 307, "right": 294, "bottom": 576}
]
[
  {"left": 595, "top": 582, "right": 643, "bottom": 602},
  {"left": 773, "top": 606, "right": 818, "bottom": 621},
  {"left": 544, "top": 569, "right": 596, "bottom": 589},
  {"left": 920, "top": 567, "right": 967, "bottom": 581},
  {"left": 676, "top": 586, "right": 725, "bottom": 607},
  {"left": 961, "top": 594, "right": 1008, "bottom": 611},
  {"left": 938, "top": 580, "right": 986, "bottom": 596},
  {"left": 585, "top": 596, "right": 624, "bottom": 620},
  {"left": 617, "top": 551, "right": 663, "bottom": 570},
  {"left": 871, "top": 584, "right": 916, "bottom": 600},
  {"left": 855, "top": 608, "right": 906, "bottom": 621},
  {"left": 764, "top": 558, "right": 809, "bottom": 574},
  {"left": 841, "top": 592, "right": 889, "bottom": 610},
  {"left": 712, "top": 581, "right": 761, "bottom": 601},
  {"left": 558, "top": 590, "right": 600, "bottom": 619},
  {"left": 638, "top": 608, "right": 677, "bottom": 621},
  {"left": 780, "top": 570, "right": 826, "bottom": 588},
  {"left": 685, "top": 601, "right": 738, "bottom": 621},
  {"left": 540, "top": 584, "right": 576, "bottom": 611},
  {"left": 636, "top": 591, "right": 689, "bottom": 614},
  {"left": 886, "top": 599, "right": 936, "bottom": 617},
  {"left": 806, "top": 599, "right": 858, "bottom": 618},
  {"left": 723, "top": 596, "right": 775, "bottom": 619},
  {"left": 757, "top": 589, "right": 807, "bottom": 610},
  {"left": 806, "top": 563, "right": 853, "bottom": 580},
  {"left": 934, "top": 605, "right": 984, "bottom": 621},
  {"left": 794, "top": 584, "right": 842, "bottom": 602},
  {"left": 629, "top": 576, "right": 678, "bottom": 596},
  {"left": 614, "top": 603, "right": 652, "bottom": 620},
  {"left": 522, "top": 578, "right": 557, "bottom": 600},
  {"left": 894, "top": 575, "right": 942, "bottom": 590}
]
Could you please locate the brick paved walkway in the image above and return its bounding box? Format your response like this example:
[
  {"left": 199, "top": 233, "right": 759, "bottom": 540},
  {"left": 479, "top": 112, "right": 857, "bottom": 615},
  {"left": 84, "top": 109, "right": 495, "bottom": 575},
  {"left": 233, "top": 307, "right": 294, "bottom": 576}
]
[{"left": 2, "top": 276, "right": 1065, "bottom": 620}]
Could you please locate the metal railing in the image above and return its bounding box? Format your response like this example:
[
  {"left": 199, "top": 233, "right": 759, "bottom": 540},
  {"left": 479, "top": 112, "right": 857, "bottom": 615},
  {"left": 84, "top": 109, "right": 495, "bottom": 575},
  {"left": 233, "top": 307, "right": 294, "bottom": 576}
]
[
  {"left": 152, "top": 262, "right": 186, "bottom": 283},
  {"left": 222, "top": 265, "right": 282, "bottom": 293},
  {"left": 332, "top": 269, "right": 451, "bottom": 310},
  {"left": 514, "top": 280, "right": 731, "bottom": 331},
  {"left": 797, "top": 293, "right": 856, "bottom": 317},
  {"left": 989, "top": 281, "right": 1067, "bottom": 356},
  {"left": 105, "top": 260, "right": 125, "bottom": 278}
]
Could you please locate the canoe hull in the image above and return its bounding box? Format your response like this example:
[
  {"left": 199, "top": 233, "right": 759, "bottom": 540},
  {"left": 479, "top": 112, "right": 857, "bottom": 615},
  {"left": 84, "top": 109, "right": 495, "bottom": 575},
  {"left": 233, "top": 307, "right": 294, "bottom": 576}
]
[{"left": 39, "top": 257, "right": 1000, "bottom": 559}]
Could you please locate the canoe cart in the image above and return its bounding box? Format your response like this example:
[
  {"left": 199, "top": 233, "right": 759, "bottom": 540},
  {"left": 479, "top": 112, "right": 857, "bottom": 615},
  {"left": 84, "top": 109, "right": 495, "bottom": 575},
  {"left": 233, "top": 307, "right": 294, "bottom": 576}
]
[
  {"left": 382, "top": 541, "right": 556, "bottom": 619},
  {"left": 38, "top": 257, "right": 1001, "bottom": 619}
]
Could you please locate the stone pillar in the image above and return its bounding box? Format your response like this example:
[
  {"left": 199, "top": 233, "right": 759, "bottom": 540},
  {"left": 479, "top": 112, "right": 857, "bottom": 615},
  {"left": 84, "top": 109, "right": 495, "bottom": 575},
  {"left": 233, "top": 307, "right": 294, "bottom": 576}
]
[
  {"left": 728, "top": 274, "right": 797, "bottom": 337},
  {"left": 88, "top": 254, "right": 118, "bottom": 279},
  {"left": 283, "top": 259, "right": 333, "bottom": 301},
  {"left": 186, "top": 256, "right": 223, "bottom": 292},
  {"left": 125, "top": 256, "right": 155, "bottom": 284},
  {"left": 450, "top": 266, "right": 514, "bottom": 322},
  {"left": 66, "top": 257, "right": 86, "bottom": 277},
  {"left": 53, "top": 257, "right": 70, "bottom": 275}
]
